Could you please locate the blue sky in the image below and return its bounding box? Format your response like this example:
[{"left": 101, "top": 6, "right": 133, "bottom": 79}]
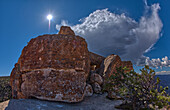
[{"left": 0, "top": 0, "right": 169, "bottom": 76}]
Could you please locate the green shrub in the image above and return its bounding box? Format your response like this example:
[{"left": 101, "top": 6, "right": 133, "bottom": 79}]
[
  {"left": 104, "top": 65, "right": 170, "bottom": 109},
  {"left": 0, "top": 76, "right": 12, "bottom": 102}
]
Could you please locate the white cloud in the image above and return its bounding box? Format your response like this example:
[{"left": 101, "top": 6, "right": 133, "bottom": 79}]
[
  {"left": 56, "top": 2, "right": 163, "bottom": 66},
  {"left": 144, "top": 0, "right": 148, "bottom": 6},
  {"left": 56, "top": 20, "right": 69, "bottom": 30},
  {"left": 156, "top": 71, "right": 170, "bottom": 75},
  {"left": 146, "top": 56, "right": 170, "bottom": 69}
]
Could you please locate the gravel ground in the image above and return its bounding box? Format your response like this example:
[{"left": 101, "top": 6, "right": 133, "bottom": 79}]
[{"left": 0, "top": 94, "right": 122, "bottom": 110}]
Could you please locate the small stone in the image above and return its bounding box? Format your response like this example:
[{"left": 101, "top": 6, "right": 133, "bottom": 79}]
[
  {"left": 107, "top": 91, "right": 122, "bottom": 99},
  {"left": 92, "top": 82, "right": 101, "bottom": 94},
  {"left": 84, "top": 84, "right": 93, "bottom": 97},
  {"left": 90, "top": 73, "right": 103, "bottom": 85}
]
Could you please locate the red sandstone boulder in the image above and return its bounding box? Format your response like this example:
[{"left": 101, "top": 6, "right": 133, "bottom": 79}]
[
  {"left": 58, "top": 26, "right": 75, "bottom": 36},
  {"left": 99, "top": 54, "right": 133, "bottom": 78},
  {"left": 92, "top": 82, "right": 102, "bottom": 94},
  {"left": 99, "top": 54, "right": 122, "bottom": 78},
  {"left": 98, "top": 54, "right": 133, "bottom": 99},
  {"left": 89, "top": 52, "right": 105, "bottom": 69},
  {"left": 10, "top": 63, "right": 25, "bottom": 99},
  {"left": 10, "top": 26, "right": 90, "bottom": 102},
  {"left": 122, "top": 61, "right": 133, "bottom": 72},
  {"left": 84, "top": 84, "right": 93, "bottom": 97},
  {"left": 21, "top": 69, "right": 87, "bottom": 102},
  {"left": 90, "top": 73, "right": 103, "bottom": 85},
  {"left": 99, "top": 54, "right": 133, "bottom": 79}
]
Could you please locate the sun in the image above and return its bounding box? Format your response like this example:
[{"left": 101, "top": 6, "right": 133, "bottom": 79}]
[
  {"left": 47, "top": 14, "right": 53, "bottom": 32},
  {"left": 47, "top": 14, "right": 53, "bottom": 20}
]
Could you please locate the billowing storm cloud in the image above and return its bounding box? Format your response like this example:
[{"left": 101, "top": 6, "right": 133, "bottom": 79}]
[{"left": 56, "top": 3, "right": 164, "bottom": 66}]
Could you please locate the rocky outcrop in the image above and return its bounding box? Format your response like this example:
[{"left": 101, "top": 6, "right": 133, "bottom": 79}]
[
  {"left": 89, "top": 73, "right": 103, "bottom": 94},
  {"left": 98, "top": 54, "right": 133, "bottom": 99},
  {"left": 99, "top": 54, "right": 133, "bottom": 79},
  {"left": 21, "top": 69, "right": 87, "bottom": 102},
  {"left": 10, "top": 26, "right": 90, "bottom": 102},
  {"left": 58, "top": 26, "right": 75, "bottom": 36},
  {"left": 99, "top": 54, "right": 122, "bottom": 78},
  {"left": 10, "top": 25, "right": 134, "bottom": 103},
  {"left": 10, "top": 63, "right": 25, "bottom": 99},
  {"left": 89, "top": 52, "right": 105, "bottom": 69}
]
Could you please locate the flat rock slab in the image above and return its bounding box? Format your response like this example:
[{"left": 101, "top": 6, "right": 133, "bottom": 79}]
[
  {"left": 0, "top": 100, "right": 9, "bottom": 110},
  {"left": 3, "top": 94, "right": 122, "bottom": 110}
]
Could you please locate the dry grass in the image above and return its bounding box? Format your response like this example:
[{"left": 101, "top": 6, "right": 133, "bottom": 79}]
[{"left": 0, "top": 76, "right": 11, "bottom": 102}]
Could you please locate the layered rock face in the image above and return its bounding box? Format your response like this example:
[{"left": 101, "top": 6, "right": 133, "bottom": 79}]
[{"left": 10, "top": 26, "right": 90, "bottom": 102}]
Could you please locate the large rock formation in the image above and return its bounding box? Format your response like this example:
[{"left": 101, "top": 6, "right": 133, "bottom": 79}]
[
  {"left": 10, "top": 26, "right": 134, "bottom": 103},
  {"left": 10, "top": 26, "right": 90, "bottom": 102}
]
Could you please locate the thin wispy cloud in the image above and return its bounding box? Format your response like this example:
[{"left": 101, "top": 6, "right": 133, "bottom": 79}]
[
  {"left": 56, "top": 1, "right": 168, "bottom": 68},
  {"left": 156, "top": 71, "right": 170, "bottom": 75}
]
